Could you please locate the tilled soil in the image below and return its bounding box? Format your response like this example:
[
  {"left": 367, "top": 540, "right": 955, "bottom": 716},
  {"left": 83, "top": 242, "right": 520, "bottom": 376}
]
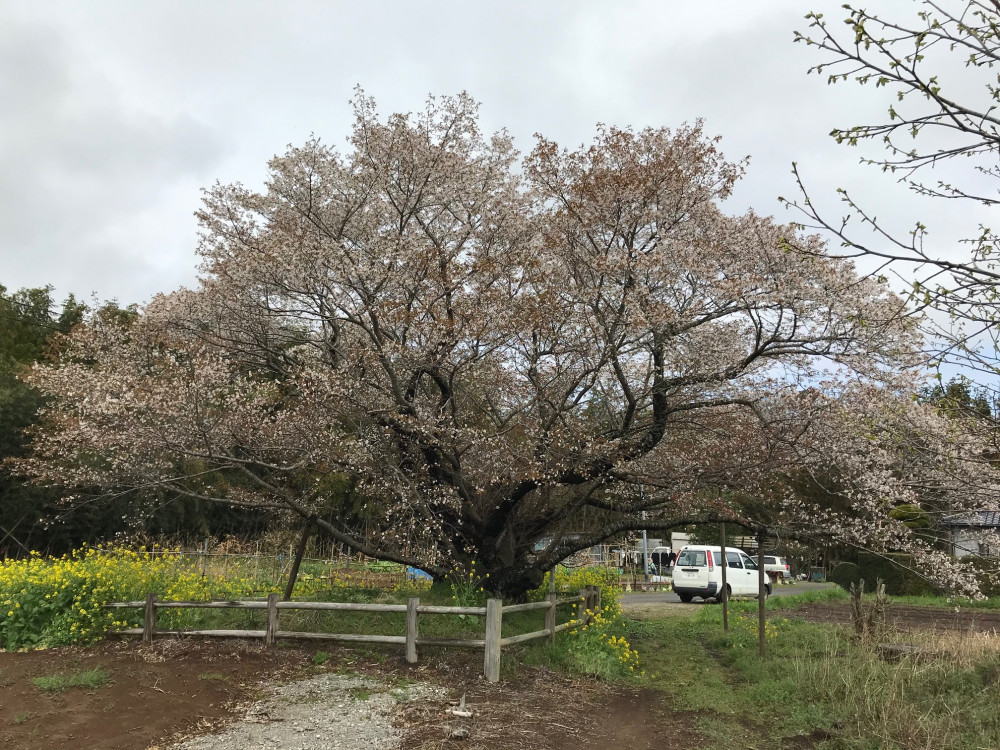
[{"left": 790, "top": 601, "right": 1000, "bottom": 632}]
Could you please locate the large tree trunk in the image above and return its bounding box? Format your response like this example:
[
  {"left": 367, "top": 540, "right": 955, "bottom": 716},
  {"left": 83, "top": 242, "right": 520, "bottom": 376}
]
[{"left": 491, "top": 565, "right": 546, "bottom": 600}]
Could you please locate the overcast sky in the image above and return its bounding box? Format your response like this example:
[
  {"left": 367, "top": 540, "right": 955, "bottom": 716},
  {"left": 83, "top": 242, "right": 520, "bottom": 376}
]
[{"left": 0, "top": 0, "right": 985, "bottom": 308}]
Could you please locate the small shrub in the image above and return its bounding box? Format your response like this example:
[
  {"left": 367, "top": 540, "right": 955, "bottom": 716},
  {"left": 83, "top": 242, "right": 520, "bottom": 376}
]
[
  {"left": 313, "top": 650, "right": 330, "bottom": 666},
  {"left": 535, "top": 565, "right": 623, "bottom": 615},
  {"left": 447, "top": 562, "right": 488, "bottom": 619},
  {"left": 563, "top": 607, "right": 640, "bottom": 678},
  {"left": 829, "top": 562, "right": 861, "bottom": 592},
  {"left": 856, "top": 552, "right": 936, "bottom": 596}
]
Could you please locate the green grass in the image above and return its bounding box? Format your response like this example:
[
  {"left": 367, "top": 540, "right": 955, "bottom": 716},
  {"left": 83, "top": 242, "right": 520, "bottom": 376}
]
[
  {"left": 196, "top": 672, "right": 226, "bottom": 681},
  {"left": 32, "top": 668, "right": 109, "bottom": 692},
  {"left": 312, "top": 650, "right": 330, "bottom": 665},
  {"left": 762, "top": 585, "right": 848, "bottom": 609},
  {"left": 885, "top": 592, "right": 1000, "bottom": 609},
  {"left": 620, "top": 597, "right": 1000, "bottom": 749},
  {"left": 806, "top": 585, "right": 1000, "bottom": 612}
]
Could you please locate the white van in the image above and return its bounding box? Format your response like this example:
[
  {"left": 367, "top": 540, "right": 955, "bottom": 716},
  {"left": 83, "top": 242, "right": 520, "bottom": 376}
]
[{"left": 671, "top": 545, "right": 771, "bottom": 603}]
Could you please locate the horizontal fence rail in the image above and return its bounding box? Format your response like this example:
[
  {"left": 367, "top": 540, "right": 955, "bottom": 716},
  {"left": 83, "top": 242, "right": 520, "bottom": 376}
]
[{"left": 104, "top": 586, "right": 602, "bottom": 682}]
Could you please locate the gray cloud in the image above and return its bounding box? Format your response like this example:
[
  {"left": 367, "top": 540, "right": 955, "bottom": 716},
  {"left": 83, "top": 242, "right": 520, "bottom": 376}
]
[
  {"left": 0, "top": 0, "right": 981, "bottom": 308},
  {"left": 0, "top": 16, "right": 225, "bottom": 303}
]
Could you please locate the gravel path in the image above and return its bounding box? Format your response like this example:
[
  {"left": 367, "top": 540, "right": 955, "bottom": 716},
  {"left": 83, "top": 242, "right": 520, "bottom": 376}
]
[{"left": 168, "top": 673, "right": 447, "bottom": 750}]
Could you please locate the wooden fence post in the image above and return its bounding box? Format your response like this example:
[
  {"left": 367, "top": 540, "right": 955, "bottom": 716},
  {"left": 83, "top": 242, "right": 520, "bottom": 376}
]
[
  {"left": 265, "top": 592, "right": 280, "bottom": 647},
  {"left": 483, "top": 598, "right": 502, "bottom": 682},
  {"left": 593, "top": 586, "right": 602, "bottom": 615},
  {"left": 545, "top": 592, "right": 557, "bottom": 644},
  {"left": 406, "top": 597, "right": 419, "bottom": 664},
  {"left": 143, "top": 592, "right": 157, "bottom": 644}
]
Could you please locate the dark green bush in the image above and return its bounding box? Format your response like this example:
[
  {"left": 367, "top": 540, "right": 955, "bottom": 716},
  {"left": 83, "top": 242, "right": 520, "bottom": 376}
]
[
  {"left": 829, "top": 562, "right": 862, "bottom": 591},
  {"left": 855, "top": 553, "right": 936, "bottom": 596}
]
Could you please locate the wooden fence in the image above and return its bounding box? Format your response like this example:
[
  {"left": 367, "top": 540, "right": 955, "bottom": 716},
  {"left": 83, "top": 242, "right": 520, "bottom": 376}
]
[{"left": 105, "top": 585, "right": 602, "bottom": 682}]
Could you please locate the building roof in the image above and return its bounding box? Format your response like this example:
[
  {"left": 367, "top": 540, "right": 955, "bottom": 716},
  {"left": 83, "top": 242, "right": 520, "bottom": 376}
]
[{"left": 942, "top": 511, "right": 1000, "bottom": 528}]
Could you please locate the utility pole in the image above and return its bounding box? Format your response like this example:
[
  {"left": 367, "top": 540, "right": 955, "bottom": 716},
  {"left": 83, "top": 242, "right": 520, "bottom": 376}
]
[
  {"left": 641, "top": 524, "right": 649, "bottom": 583},
  {"left": 641, "top": 503, "right": 649, "bottom": 585},
  {"left": 758, "top": 528, "right": 767, "bottom": 657},
  {"left": 720, "top": 522, "right": 729, "bottom": 631}
]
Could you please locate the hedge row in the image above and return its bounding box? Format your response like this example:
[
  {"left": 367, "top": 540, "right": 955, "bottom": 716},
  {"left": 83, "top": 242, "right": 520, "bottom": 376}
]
[{"left": 829, "top": 553, "right": 936, "bottom": 596}]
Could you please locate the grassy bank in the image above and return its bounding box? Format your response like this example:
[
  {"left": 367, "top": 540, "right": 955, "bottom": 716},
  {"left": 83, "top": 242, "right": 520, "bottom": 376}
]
[{"left": 623, "top": 593, "right": 1000, "bottom": 749}]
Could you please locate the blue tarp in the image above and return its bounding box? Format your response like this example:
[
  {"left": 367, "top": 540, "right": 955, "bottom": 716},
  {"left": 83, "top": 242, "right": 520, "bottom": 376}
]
[{"left": 405, "top": 566, "right": 433, "bottom": 581}]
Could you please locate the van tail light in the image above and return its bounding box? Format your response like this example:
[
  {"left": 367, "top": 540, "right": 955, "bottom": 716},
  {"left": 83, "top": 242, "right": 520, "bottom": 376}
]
[{"left": 707, "top": 551, "right": 714, "bottom": 571}]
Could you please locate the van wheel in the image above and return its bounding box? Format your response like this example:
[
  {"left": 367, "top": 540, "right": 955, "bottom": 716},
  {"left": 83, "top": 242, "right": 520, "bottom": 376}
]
[
  {"left": 758, "top": 584, "right": 770, "bottom": 602},
  {"left": 678, "top": 593, "right": 693, "bottom": 603},
  {"left": 718, "top": 585, "right": 731, "bottom": 603}
]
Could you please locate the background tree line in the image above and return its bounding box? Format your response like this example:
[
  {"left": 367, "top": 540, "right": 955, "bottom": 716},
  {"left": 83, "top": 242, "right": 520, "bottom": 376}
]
[{"left": 0, "top": 284, "right": 287, "bottom": 555}]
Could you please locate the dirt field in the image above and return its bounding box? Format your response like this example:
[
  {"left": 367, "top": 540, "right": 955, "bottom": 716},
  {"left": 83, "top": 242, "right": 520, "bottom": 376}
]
[
  {"left": 790, "top": 601, "right": 1000, "bottom": 633},
  {"left": 622, "top": 594, "right": 1000, "bottom": 634},
  {"left": 0, "top": 640, "right": 303, "bottom": 750},
  {"left": 0, "top": 639, "right": 704, "bottom": 750}
]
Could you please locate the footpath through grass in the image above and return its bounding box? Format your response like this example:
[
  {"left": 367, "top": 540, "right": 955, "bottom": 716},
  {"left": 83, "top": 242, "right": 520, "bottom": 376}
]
[{"left": 624, "top": 590, "right": 1000, "bottom": 749}]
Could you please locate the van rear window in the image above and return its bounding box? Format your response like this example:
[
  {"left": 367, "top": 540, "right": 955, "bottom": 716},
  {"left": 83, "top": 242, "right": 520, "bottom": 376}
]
[{"left": 676, "top": 550, "right": 706, "bottom": 567}]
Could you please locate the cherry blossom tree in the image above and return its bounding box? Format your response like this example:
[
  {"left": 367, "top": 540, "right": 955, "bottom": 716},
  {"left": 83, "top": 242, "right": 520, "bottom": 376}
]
[
  {"left": 13, "top": 92, "right": 985, "bottom": 596},
  {"left": 789, "top": 1, "right": 1000, "bottom": 376}
]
